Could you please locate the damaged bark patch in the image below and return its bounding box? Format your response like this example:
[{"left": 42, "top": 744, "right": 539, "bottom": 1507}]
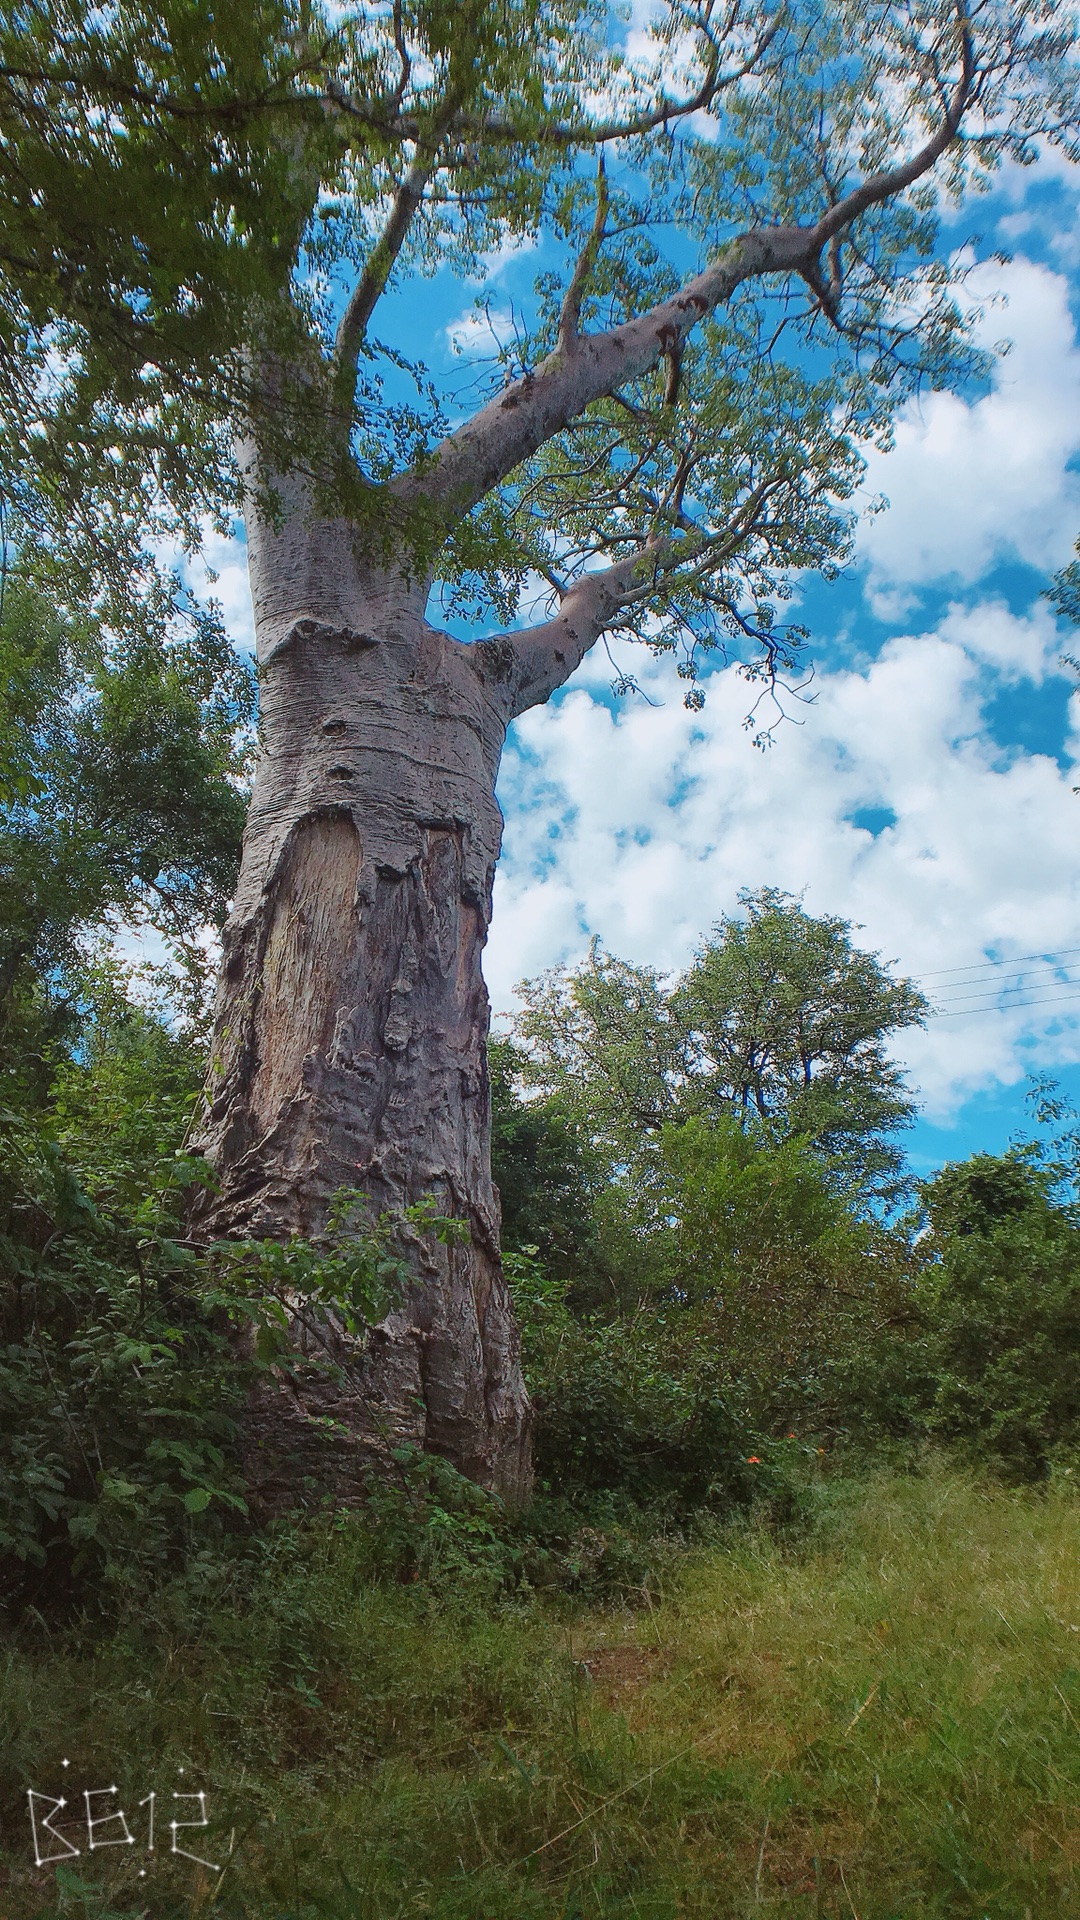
[{"left": 253, "top": 812, "right": 362, "bottom": 1134}]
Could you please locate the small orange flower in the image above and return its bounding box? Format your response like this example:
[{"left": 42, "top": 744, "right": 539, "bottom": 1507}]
[
  {"left": 786, "top": 1432, "right": 796, "bottom": 1439},
  {"left": 746, "top": 1455, "right": 761, "bottom": 1464}
]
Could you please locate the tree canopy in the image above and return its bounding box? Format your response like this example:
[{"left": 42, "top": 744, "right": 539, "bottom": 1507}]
[
  {"left": 508, "top": 890, "right": 928, "bottom": 1203},
  {"left": 0, "top": 579, "right": 252, "bottom": 1070},
  {"left": 6, "top": 0, "right": 1078, "bottom": 685}
]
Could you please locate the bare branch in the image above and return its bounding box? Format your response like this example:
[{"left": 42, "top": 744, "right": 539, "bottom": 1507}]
[
  {"left": 395, "top": 2, "right": 977, "bottom": 528},
  {"left": 327, "top": 12, "right": 782, "bottom": 151},
  {"left": 334, "top": 142, "right": 440, "bottom": 385},
  {"left": 332, "top": 76, "right": 466, "bottom": 387},
  {"left": 558, "top": 160, "right": 610, "bottom": 351},
  {"left": 813, "top": 0, "right": 975, "bottom": 247},
  {"left": 482, "top": 486, "right": 769, "bottom": 719},
  {"left": 471, "top": 462, "right": 803, "bottom": 724}
]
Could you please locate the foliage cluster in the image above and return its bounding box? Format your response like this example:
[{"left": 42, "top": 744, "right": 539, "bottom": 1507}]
[{"left": 494, "top": 904, "right": 1080, "bottom": 1512}]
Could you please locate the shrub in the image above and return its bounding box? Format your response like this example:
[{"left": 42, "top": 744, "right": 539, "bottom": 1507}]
[
  {"left": 0, "top": 1095, "right": 250, "bottom": 1611},
  {"left": 919, "top": 1152, "right": 1080, "bottom": 1475},
  {"left": 508, "top": 1248, "right": 781, "bottom": 1517}
]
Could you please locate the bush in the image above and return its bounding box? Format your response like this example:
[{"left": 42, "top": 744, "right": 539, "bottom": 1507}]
[
  {"left": 508, "top": 1248, "right": 787, "bottom": 1518},
  {"left": 0, "top": 967, "right": 454, "bottom": 1614},
  {"left": 919, "top": 1152, "right": 1080, "bottom": 1476},
  {"left": 0, "top": 1093, "right": 250, "bottom": 1611}
]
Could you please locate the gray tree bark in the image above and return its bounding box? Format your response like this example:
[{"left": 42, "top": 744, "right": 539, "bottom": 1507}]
[{"left": 189, "top": 506, "right": 563, "bottom": 1506}]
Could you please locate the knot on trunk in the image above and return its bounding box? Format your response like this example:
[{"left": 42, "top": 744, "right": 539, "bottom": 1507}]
[{"left": 263, "top": 619, "right": 380, "bottom": 668}]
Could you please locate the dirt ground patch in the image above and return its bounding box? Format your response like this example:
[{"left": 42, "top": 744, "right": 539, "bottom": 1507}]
[{"left": 580, "top": 1644, "right": 665, "bottom": 1706}]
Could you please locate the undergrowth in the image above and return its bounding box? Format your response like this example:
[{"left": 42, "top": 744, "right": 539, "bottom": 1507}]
[{"left": 1, "top": 1459, "right": 1077, "bottom": 1919}]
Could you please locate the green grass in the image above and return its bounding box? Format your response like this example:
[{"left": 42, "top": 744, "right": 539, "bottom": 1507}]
[{"left": 1, "top": 1461, "right": 1078, "bottom": 1919}]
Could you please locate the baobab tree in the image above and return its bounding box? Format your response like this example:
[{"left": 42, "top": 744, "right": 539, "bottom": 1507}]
[{"left": 12, "top": 0, "right": 1075, "bottom": 1502}]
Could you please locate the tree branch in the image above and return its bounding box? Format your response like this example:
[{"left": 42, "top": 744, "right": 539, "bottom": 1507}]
[
  {"left": 558, "top": 159, "right": 609, "bottom": 351},
  {"left": 813, "top": 2, "right": 974, "bottom": 247},
  {"left": 334, "top": 137, "right": 444, "bottom": 392},
  {"left": 396, "top": 3, "right": 976, "bottom": 527},
  {"left": 394, "top": 226, "right": 810, "bottom": 518},
  {"left": 482, "top": 556, "right": 645, "bottom": 718},
  {"left": 326, "top": 11, "right": 782, "bottom": 152}
]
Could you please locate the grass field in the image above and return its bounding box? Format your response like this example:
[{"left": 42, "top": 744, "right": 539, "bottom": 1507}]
[{"left": 2, "top": 1461, "right": 1078, "bottom": 1919}]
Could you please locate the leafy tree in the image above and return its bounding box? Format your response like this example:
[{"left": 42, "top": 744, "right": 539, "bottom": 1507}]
[
  {"left": 0, "top": 578, "right": 253, "bottom": 1065},
  {"left": 677, "top": 890, "right": 929, "bottom": 1198},
  {"left": 489, "top": 1037, "right": 610, "bottom": 1303},
  {"left": 918, "top": 1153, "right": 1080, "bottom": 1477},
  {"left": 511, "top": 948, "right": 684, "bottom": 1182},
  {"left": 513, "top": 892, "right": 927, "bottom": 1206},
  {"left": 9, "top": 0, "right": 1077, "bottom": 1497}
]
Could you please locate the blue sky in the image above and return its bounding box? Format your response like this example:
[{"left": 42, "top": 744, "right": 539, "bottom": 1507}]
[{"left": 191, "top": 106, "right": 1080, "bottom": 1175}]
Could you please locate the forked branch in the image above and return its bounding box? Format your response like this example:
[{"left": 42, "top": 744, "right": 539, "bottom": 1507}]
[
  {"left": 397, "top": 1, "right": 978, "bottom": 525},
  {"left": 497, "top": 555, "right": 646, "bottom": 716},
  {"left": 334, "top": 106, "right": 459, "bottom": 393},
  {"left": 558, "top": 160, "right": 610, "bottom": 351}
]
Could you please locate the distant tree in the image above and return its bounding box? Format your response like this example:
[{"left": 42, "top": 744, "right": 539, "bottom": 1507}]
[
  {"left": 677, "top": 889, "right": 929, "bottom": 1197},
  {"left": 0, "top": 580, "right": 253, "bottom": 1066},
  {"left": 489, "top": 1037, "right": 611, "bottom": 1305},
  {"left": 514, "top": 891, "right": 927, "bottom": 1204},
  {"left": 920, "top": 1152, "right": 1080, "bottom": 1475}
]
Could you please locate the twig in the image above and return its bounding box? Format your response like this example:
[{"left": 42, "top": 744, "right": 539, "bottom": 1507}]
[{"left": 514, "top": 1726, "right": 718, "bottom": 1866}]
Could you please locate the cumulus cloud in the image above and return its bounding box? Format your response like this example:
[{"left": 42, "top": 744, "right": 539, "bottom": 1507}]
[
  {"left": 183, "top": 522, "right": 255, "bottom": 654},
  {"left": 858, "top": 257, "right": 1080, "bottom": 593},
  {"left": 489, "top": 605, "right": 1080, "bottom": 1117},
  {"left": 466, "top": 230, "right": 539, "bottom": 284}
]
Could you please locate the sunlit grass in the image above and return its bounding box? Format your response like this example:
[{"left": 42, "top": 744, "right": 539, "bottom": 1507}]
[{"left": 2, "top": 1461, "right": 1078, "bottom": 1918}]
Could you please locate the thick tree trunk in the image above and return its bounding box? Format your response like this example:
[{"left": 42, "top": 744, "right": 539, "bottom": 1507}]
[{"left": 191, "top": 508, "right": 533, "bottom": 1507}]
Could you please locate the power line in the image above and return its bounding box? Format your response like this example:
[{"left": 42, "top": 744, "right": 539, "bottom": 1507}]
[
  {"left": 931, "top": 963, "right": 1080, "bottom": 998},
  {"left": 933, "top": 972, "right": 1080, "bottom": 1011},
  {"left": 916, "top": 943, "right": 1080, "bottom": 1020},
  {"left": 918, "top": 944, "right": 1080, "bottom": 982},
  {"left": 933, "top": 989, "right": 1080, "bottom": 1020}
]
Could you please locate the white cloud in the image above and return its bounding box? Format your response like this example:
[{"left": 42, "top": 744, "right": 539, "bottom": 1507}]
[
  {"left": 444, "top": 304, "right": 519, "bottom": 356},
  {"left": 858, "top": 257, "right": 1080, "bottom": 590},
  {"left": 489, "top": 605, "right": 1080, "bottom": 1118},
  {"left": 936, "top": 598, "right": 1060, "bottom": 683},
  {"left": 183, "top": 522, "right": 255, "bottom": 654},
  {"left": 466, "top": 230, "right": 539, "bottom": 285}
]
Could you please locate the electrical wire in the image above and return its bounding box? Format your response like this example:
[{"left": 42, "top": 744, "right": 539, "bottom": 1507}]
[
  {"left": 933, "top": 990, "right": 1080, "bottom": 1019},
  {"left": 908, "top": 943, "right": 1080, "bottom": 1020},
  {"left": 919, "top": 944, "right": 1080, "bottom": 981},
  {"left": 932, "top": 973, "right": 1080, "bottom": 1010}
]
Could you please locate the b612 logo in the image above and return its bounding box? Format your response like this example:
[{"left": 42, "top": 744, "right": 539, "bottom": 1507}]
[{"left": 27, "top": 1764, "right": 218, "bottom": 1873}]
